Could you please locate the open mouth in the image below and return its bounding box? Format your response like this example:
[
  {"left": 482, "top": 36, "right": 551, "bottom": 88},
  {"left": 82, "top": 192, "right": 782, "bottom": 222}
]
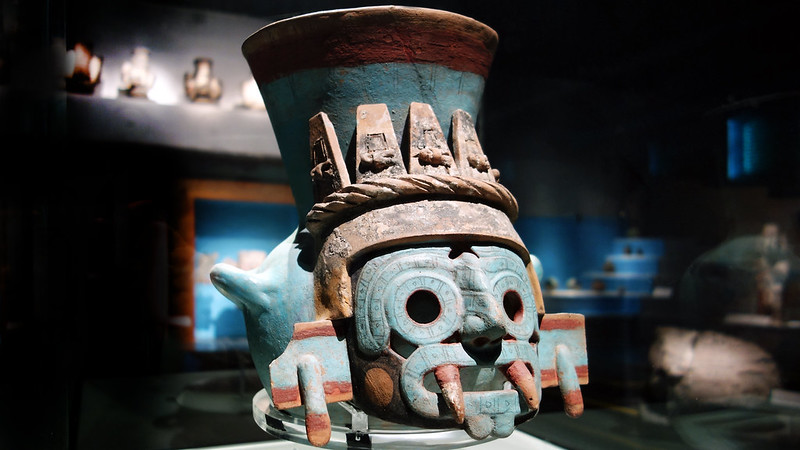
[{"left": 400, "top": 340, "right": 540, "bottom": 439}]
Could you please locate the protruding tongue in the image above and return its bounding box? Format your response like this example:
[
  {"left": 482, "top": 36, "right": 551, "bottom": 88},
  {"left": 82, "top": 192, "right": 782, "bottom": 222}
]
[
  {"left": 464, "top": 413, "right": 515, "bottom": 439},
  {"left": 503, "top": 360, "right": 540, "bottom": 411},
  {"left": 434, "top": 364, "right": 466, "bottom": 423},
  {"left": 465, "top": 414, "right": 493, "bottom": 439}
]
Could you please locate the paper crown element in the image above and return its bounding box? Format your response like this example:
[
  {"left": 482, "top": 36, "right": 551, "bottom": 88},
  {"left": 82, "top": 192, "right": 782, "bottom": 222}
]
[
  {"left": 304, "top": 102, "right": 542, "bottom": 321},
  {"left": 306, "top": 102, "right": 516, "bottom": 237}
]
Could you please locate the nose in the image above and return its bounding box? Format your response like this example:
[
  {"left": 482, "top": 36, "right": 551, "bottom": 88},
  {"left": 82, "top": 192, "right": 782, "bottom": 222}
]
[
  {"left": 453, "top": 252, "right": 508, "bottom": 348},
  {"left": 461, "top": 294, "right": 506, "bottom": 347}
]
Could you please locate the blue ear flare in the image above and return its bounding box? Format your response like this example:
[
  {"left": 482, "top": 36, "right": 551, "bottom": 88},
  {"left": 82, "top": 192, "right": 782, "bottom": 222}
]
[
  {"left": 538, "top": 313, "right": 589, "bottom": 417},
  {"left": 269, "top": 320, "right": 354, "bottom": 447}
]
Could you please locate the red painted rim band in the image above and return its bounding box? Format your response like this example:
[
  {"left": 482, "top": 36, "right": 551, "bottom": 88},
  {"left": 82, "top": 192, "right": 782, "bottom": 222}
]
[{"left": 243, "top": 6, "right": 498, "bottom": 85}]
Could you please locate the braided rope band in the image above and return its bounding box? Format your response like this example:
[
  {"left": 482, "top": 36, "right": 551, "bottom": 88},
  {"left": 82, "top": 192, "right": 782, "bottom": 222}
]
[{"left": 306, "top": 174, "right": 519, "bottom": 239}]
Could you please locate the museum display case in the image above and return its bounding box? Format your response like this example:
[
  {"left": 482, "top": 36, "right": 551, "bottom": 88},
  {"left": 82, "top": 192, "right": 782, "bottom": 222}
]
[{"left": 1, "top": 1, "right": 800, "bottom": 449}]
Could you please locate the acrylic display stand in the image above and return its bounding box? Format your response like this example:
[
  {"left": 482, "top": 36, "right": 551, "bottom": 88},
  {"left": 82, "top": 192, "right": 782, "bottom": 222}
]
[{"left": 253, "top": 389, "right": 497, "bottom": 449}]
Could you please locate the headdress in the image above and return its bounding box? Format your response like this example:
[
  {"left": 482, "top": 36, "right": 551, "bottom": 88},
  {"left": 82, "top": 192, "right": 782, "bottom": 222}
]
[{"left": 242, "top": 6, "right": 545, "bottom": 320}]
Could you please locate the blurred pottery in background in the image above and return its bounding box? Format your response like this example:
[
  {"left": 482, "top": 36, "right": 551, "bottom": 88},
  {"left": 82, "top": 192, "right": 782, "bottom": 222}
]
[
  {"left": 119, "top": 46, "right": 155, "bottom": 98},
  {"left": 185, "top": 57, "right": 222, "bottom": 103},
  {"left": 64, "top": 42, "right": 102, "bottom": 94}
]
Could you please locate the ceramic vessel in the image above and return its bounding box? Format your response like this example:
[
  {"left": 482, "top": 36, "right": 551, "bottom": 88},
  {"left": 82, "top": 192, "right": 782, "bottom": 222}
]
[
  {"left": 64, "top": 42, "right": 102, "bottom": 94},
  {"left": 211, "top": 6, "right": 588, "bottom": 447},
  {"left": 119, "top": 46, "right": 154, "bottom": 98},
  {"left": 184, "top": 57, "right": 222, "bottom": 102}
]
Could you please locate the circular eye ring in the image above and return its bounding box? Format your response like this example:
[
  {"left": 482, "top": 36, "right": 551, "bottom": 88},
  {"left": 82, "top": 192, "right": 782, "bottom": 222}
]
[
  {"left": 405, "top": 289, "right": 442, "bottom": 325},
  {"left": 503, "top": 289, "right": 525, "bottom": 323},
  {"left": 492, "top": 272, "right": 536, "bottom": 340},
  {"left": 386, "top": 272, "right": 462, "bottom": 346}
]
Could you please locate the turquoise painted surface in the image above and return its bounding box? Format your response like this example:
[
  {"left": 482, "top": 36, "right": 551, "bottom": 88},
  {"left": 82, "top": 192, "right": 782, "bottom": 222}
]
[
  {"left": 209, "top": 229, "right": 316, "bottom": 390},
  {"left": 401, "top": 341, "right": 538, "bottom": 416},
  {"left": 211, "top": 235, "right": 589, "bottom": 433},
  {"left": 258, "top": 63, "right": 486, "bottom": 224},
  {"left": 538, "top": 327, "right": 589, "bottom": 369},
  {"left": 353, "top": 246, "right": 538, "bottom": 356},
  {"left": 269, "top": 329, "right": 351, "bottom": 392}
]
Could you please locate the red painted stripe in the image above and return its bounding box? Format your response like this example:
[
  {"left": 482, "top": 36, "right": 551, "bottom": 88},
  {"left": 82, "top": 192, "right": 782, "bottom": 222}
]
[
  {"left": 306, "top": 412, "right": 330, "bottom": 431},
  {"left": 540, "top": 314, "right": 585, "bottom": 331},
  {"left": 272, "top": 385, "right": 301, "bottom": 409},
  {"left": 541, "top": 368, "right": 557, "bottom": 387},
  {"left": 563, "top": 389, "right": 584, "bottom": 405},
  {"left": 540, "top": 365, "right": 589, "bottom": 387},
  {"left": 562, "top": 389, "right": 584, "bottom": 417},
  {"left": 273, "top": 381, "right": 352, "bottom": 408},
  {"left": 244, "top": 8, "right": 497, "bottom": 85},
  {"left": 292, "top": 321, "right": 338, "bottom": 340},
  {"left": 324, "top": 380, "right": 353, "bottom": 401},
  {"left": 305, "top": 413, "right": 332, "bottom": 447}
]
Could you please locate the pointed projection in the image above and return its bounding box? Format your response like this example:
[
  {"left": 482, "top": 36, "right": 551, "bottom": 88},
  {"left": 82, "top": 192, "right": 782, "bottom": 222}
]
[
  {"left": 355, "top": 104, "right": 406, "bottom": 182},
  {"left": 309, "top": 112, "right": 350, "bottom": 203},
  {"left": 405, "top": 102, "right": 456, "bottom": 175},
  {"left": 452, "top": 109, "right": 498, "bottom": 181}
]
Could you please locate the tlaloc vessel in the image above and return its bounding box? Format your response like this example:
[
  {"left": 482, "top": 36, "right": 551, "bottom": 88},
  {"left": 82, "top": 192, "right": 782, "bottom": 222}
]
[{"left": 211, "top": 6, "right": 588, "bottom": 447}]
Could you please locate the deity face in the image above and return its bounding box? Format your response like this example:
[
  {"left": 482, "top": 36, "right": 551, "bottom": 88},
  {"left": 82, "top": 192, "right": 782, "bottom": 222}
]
[{"left": 348, "top": 245, "right": 541, "bottom": 439}]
